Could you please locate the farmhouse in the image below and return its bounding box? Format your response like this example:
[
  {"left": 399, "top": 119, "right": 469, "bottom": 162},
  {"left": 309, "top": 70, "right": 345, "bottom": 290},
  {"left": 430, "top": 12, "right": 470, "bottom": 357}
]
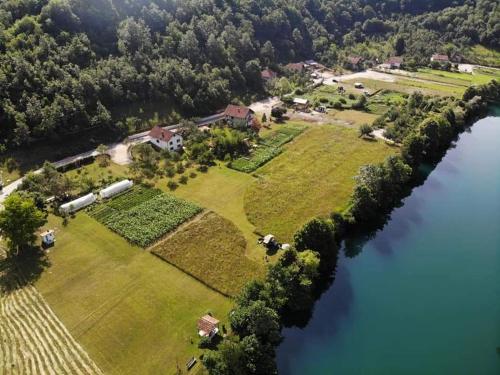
[
  {"left": 224, "top": 104, "right": 255, "bottom": 128},
  {"left": 261, "top": 68, "right": 277, "bottom": 81},
  {"left": 346, "top": 55, "right": 363, "bottom": 71},
  {"left": 149, "top": 126, "right": 183, "bottom": 151},
  {"left": 285, "top": 62, "right": 305, "bottom": 73},
  {"left": 431, "top": 54, "right": 450, "bottom": 64},
  {"left": 293, "top": 97, "right": 309, "bottom": 110},
  {"left": 197, "top": 315, "right": 219, "bottom": 339},
  {"left": 384, "top": 56, "right": 403, "bottom": 69}
]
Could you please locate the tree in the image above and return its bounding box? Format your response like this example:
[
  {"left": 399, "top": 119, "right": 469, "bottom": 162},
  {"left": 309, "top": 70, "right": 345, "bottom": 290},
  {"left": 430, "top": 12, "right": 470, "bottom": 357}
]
[
  {"left": 96, "top": 143, "right": 109, "bottom": 167},
  {"left": 359, "top": 124, "right": 373, "bottom": 138},
  {"left": 294, "top": 218, "right": 336, "bottom": 262},
  {"left": 230, "top": 300, "right": 281, "bottom": 345},
  {"left": 0, "top": 193, "right": 46, "bottom": 255}
]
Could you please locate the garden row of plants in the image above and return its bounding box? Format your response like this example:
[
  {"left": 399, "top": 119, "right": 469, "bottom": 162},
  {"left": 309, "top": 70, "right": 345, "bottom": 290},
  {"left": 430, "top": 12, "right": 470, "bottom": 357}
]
[
  {"left": 229, "top": 125, "right": 306, "bottom": 173},
  {"left": 89, "top": 187, "right": 201, "bottom": 247}
]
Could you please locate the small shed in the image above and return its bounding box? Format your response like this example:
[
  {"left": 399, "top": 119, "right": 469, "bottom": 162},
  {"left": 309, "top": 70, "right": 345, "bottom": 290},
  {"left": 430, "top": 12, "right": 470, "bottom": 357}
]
[
  {"left": 197, "top": 315, "right": 220, "bottom": 338},
  {"left": 59, "top": 193, "right": 96, "bottom": 215},
  {"left": 354, "top": 82, "right": 364, "bottom": 89},
  {"left": 263, "top": 234, "right": 276, "bottom": 246},
  {"left": 99, "top": 179, "right": 133, "bottom": 199},
  {"left": 40, "top": 230, "right": 55, "bottom": 246},
  {"left": 293, "top": 98, "right": 309, "bottom": 110}
]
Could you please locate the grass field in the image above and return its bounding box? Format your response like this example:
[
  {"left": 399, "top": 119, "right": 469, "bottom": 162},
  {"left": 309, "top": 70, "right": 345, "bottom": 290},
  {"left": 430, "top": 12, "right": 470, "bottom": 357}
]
[
  {"left": 463, "top": 45, "right": 500, "bottom": 68},
  {"left": 230, "top": 124, "right": 306, "bottom": 173},
  {"left": 244, "top": 125, "right": 397, "bottom": 242},
  {"left": 151, "top": 211, "right": 265, "bottom": 296},
  {"left": 158, "top": 166, "right": 270, "bottom": 262},
  {"left": 327, "top": 109, "right": 380, "bottom": 127},
  {"left": 36, "top": 214, "right": 232, "bottom": 375},
  {"left": 415, "top": 68, "right": 500, "bottom": 87},
  {"left": 89, "top": 187, "right": 201, "bottom": 247}
]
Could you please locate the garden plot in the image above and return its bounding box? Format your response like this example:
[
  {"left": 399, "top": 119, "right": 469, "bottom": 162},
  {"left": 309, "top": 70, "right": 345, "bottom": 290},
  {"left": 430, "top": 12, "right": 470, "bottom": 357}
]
[
  {"left": 230, "top": 124, "right": 306, "bottom": 173},
  {"left": 89, "top": 187, "right": 201, "bottom": 247}
]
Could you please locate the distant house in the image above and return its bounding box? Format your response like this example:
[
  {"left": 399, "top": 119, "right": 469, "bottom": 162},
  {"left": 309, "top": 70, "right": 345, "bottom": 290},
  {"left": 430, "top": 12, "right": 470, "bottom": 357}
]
[
  {"left": 293, "top": 98, "right": 309, "bottom": 110},
  {"left": 197, "top": 315, "right": 219, "bottom": 339},
  {"left": 224, "top": 104, "right": 255, "bottom": 128},
  {"left": 285, "top": 62, "right": 305, "bottom": 73},
  {"left": 149, "top": 126, "right": 183, "bottom": 151},
  {"left": 346, "top": 55, "right": 363, "bottom": 71},
  {"left": 261, "top": 68, "right": 277, "bottom": 81},
  {"left": 384, "top": 56, "right": 403, "bottom": 69},
  {"left": 431, "top": 54, "right": 450, "bottom": 64}
]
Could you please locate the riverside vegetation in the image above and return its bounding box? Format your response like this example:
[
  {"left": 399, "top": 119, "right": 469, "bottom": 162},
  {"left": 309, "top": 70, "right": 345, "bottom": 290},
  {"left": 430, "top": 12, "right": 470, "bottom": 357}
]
[{"left": 202, "top": 79, "right": 500, "bottom": 374}]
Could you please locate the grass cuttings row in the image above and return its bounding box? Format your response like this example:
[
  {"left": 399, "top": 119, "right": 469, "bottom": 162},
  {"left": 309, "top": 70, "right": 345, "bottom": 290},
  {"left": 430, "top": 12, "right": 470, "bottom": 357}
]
[
  {"left": 151, "top": 211, "right": 264, "bottom": 296},
  {"left": 89, "top": 187, "right": 201, "bottom": 247},
  {"left": 230, "top": 124, "right": 306, "bottom": 173}
]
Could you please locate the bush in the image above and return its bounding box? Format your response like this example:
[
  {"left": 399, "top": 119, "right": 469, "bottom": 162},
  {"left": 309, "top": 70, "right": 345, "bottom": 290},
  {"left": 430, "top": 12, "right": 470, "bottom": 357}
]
[
  {"left": 165, "top": 166, "right": 175, "bottom": 177},
  {"left": 197, "top": 164, "right": 208, "bottom": 173},
  {"left": 167, "top": 180, "right": 178, "bottom": 190},
  {"left": 189, "top": 172, "right": 197, "bottom": 178},
  {"left": 319, "top": 97, "right": 329, "bottom": 103},
  {"left": 176, "top": 163, "right": 185, "bottom": 174},
  {"left": 339, "top": 97, "right": 347, "bottom": 104},
  {"left": 198, "top": 336, "right": 212, "bottom": 349},
  {"left": 333, "top": 101, "right": 342, "bottom": 110},
  {"left": 179, "top": 175, "right": 188, "bottom": 184},
  {"left": 348, "top": 93, "right": 356, "bottom": 100},
  {"left": 359, "top": 124, "right": 373, "bottom": 137}
]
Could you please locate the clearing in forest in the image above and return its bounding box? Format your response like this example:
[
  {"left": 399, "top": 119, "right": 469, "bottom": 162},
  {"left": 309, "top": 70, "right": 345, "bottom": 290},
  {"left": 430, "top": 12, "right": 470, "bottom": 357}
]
[
  {"left": 0, "top": 250, "right": 102, "bottom": 375},
  {"left": 244, "top": 125, "right": 397, "bottom": 242},
  {"left": 88, "top": 187, "right": 201, "bottom": 247},
  {"left": 151, "top": 211, "right": 265, "bottom": 296}
]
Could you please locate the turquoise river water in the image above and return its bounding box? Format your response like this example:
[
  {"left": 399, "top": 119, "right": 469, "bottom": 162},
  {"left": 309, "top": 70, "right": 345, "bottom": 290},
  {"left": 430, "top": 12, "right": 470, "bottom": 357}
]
[{"left": 277, "top": 108, "right": 500, "bottom": 375}]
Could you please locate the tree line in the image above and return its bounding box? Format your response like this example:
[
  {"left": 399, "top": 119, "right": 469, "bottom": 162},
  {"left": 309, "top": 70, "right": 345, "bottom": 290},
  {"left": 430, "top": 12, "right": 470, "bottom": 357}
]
[{"left": 1, "top": 0, "right": 498, "bottom": 150}]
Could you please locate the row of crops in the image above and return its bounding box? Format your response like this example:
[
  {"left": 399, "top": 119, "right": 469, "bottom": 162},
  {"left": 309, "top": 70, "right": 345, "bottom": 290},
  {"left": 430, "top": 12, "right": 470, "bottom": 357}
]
[
  {"left": 89, "top": 187, "right": 201, "bottom": 247},
  {"left": 230, "top": 125, "right": 306, "bottom": 173}
]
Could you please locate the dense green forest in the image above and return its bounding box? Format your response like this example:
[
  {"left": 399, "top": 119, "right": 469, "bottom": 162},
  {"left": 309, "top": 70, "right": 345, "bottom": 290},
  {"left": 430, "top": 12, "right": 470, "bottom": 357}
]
[{"left": 0, "top": 0, "right": 498, "bottom": 148}]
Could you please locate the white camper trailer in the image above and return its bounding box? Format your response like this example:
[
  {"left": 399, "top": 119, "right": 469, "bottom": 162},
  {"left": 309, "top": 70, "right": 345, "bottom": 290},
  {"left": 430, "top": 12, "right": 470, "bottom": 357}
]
[
  {"left": 99, "top": 179, "right": 133, "bottom": 199},
  {"left": 59, "top": 193, "right": 96, "bottom": 215}
]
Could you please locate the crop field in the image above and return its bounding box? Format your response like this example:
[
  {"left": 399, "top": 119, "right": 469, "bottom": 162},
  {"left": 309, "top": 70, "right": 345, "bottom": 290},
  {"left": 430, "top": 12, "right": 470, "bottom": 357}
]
[
  {"left": 244, "top": 125, "right": 397, "bottom": 242},
  {"left": 0, "top": 249, "right": 102, "bottom": 375},
  {"left": 89, "top": 187, "right": 201, "bottom": 247},
  {"left": 35, "top": 214, "right": 232, "bottom": 374},
  {"left": 230, "top": 124, "right": 306, "bottom": 173},
  {"left": 415, "top": 68, "right": 500, "bottom": 87},
  {"left": 151, "top": 211, "right": 264, "bottom": 296}
]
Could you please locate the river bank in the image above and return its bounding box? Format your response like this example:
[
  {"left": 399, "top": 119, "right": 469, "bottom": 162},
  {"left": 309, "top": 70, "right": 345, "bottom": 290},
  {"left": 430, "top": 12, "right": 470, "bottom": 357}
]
[{"left": 277, "top": 108, "right": 500, "bottom": 374}]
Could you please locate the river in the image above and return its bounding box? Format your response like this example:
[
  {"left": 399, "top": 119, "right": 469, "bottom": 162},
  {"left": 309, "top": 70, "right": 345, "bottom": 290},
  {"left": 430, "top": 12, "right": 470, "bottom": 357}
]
[{"left": 277, "top": 108, "right": 500, "bottom": 375}]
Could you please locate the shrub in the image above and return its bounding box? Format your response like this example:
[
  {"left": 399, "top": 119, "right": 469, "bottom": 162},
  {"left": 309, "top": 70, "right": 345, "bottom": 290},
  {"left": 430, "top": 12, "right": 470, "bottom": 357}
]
[
  {"left": 333, "top": 101, "right": 342, "bottom": 109},
  {"left": 319, "top": 97, "right": 329, "bottom": 103},
  {"left": 198, "top": 336, "right": 212, "bottom": 349},
  {"left": 176, "top": 163, "right": 185, "bottom": 174},
  {"left": 165, "top": 166, "right": 175, "bottom": 177},
  {"left": 179, "top": 175, "right": 188, "bottom": 184},
  {"left": 189, "top": 172, "right": 197, "bottom": 178},
  {"left": 339, "top": 97, "right": 347, "bottom": 104},
  {"left": 348, "top": 93, "right": 356, "bottom": 100},
  {"left": 197, "top": 164, "right": 208, "bottom": 173},
  {"left": 167, "top": 180, "right": 178, "bottom": 190}
]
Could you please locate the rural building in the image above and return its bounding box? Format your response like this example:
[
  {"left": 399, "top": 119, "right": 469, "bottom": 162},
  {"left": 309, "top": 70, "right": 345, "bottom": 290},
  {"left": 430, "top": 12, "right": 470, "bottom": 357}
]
[
  {"left": 293, "top": 98, "right": 309, "bottom": 110},
  {"left": 431, "top": 54, "right": 450, "bottom": 64},
  {"left": 346, "top": 56, "right": 363, "bottom": 71},
  {"left": 149, "top": 126, "right": 183, "bottom": 151},
  {"left": 384, "top": 56, "right": 403, "bottom": 69},
  {"left": 224, "top": 104, "right": 255, "bottom": 128},
  {"left": 354, "top": 82, "right": 364, "bottom": 89},
  {"left": 59, "top": 193, "right": 96, "bottom": 215},
  {"left": 285, "top": 62, "right": 305, "bottom": 73},
  {"left": 99, "top": 179, "right": 133, "bottom": 199},
  {"left": 261, "top": 68, "right": 277, "bottom": 81},
  {"left": 197, "top": 315, "right": 220, "bottom": 339},
  {"left": 40, "top": 230, "right": 55, "bottom": 247}
]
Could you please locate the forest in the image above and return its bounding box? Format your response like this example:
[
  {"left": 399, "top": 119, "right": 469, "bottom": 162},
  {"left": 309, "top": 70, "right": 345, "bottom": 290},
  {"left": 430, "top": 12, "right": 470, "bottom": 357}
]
[{"left": 0, "top": 0, "right": 498, "bottom": 149}]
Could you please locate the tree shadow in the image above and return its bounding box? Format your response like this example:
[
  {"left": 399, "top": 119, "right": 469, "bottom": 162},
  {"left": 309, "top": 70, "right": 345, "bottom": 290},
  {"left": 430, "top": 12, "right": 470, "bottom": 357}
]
[{"left": 0, "top": 246, "right": 51, "bottom": 292}]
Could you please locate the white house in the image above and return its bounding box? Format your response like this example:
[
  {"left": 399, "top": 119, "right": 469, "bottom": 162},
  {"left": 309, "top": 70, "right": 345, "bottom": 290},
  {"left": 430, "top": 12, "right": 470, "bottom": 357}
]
[
  {"left": 99, "top": 179, "right": 133, "bottom": 199},
  {"left": 149, "top": 126, "right": 183, "bottom": 151},
  {"left": 59, "top": 193, "right": 96, "bottom": 215}
]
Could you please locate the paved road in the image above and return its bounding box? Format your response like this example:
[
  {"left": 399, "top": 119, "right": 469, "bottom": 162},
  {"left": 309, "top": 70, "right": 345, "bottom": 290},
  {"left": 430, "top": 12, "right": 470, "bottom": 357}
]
[{"left": 0, "top": 113, "right": 226, "bottom": 203}]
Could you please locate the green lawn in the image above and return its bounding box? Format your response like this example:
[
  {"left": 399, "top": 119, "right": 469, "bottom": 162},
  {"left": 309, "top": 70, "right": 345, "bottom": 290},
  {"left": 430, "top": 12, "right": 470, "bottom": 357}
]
[
  {"left": 151, "top": 211, "right": 265, "bottom": 296},
  {"left": 244, "top": 125, "right": 397, "bottom": 242},
  {"left": 157, "top": 166, "right": 269, "bottom": 262},
  {"left": 327, "top": 109, "right": 380, "bottom": 127},
  {"left": 36, "top": 214, "right": 232, "bottom": 375},
  {"left": 416, "top": 68, "right": 500, "bottom": 87}
]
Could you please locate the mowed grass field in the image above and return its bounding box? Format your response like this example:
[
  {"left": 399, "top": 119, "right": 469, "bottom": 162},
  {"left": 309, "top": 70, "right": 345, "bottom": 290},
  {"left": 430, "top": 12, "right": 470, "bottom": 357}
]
[
  {"left": 36, "top": 214, "right": 232, "bottom": 375},
  {"left": 151, "top": 211, "right": 265, "bottom": 296},
  {"left": 244, "top": 125, "right": 397, "bottom": 242}
]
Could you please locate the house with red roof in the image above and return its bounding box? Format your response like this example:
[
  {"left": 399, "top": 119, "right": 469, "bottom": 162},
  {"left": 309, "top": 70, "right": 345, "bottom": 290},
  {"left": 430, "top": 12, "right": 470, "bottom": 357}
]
[
  {"left": 224, "top": 104, "right": 255, "bottom": 128},
  {"left": 285, "top": 62, "right": 305, "bottom": 73},
  {"left": 346, "top": 55, "right": 363, "bottom": 71},
  {"left": 197, "top": 315, "right": 220, "bottom": 339},
  {"left": 384, "top": 56, "right": 403, "bottom": 69},
  {"left": 431, "top": 54, "right": 450, "bottom": 65},
  {"left": 261, "top": 68, "right": 277, "bottom": 81},
  {"left": 148, "top": 126, "right": 183, "bottom": 151}
]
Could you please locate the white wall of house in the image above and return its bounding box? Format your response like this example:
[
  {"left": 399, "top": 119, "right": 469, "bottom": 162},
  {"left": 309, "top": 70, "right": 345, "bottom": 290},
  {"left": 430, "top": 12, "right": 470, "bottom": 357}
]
[{"left": 151, "top": 133, "right": 183, "bottom": 151}]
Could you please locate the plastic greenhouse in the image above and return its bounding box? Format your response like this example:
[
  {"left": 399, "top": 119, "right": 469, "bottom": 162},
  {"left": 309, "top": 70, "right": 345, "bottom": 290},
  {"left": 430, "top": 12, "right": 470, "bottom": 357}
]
[
  {"left": 59, "top": 193, "right": 96, "bottom": 214},
  {"left": 99, "top": 179, "right": 133, "bottom": 199}
]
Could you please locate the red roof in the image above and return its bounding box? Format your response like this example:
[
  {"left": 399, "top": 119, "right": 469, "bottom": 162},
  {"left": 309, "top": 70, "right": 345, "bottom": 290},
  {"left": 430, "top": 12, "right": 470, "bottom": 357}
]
[
  {"left": 285, "top": 62, "right": 304, "bottom": 72},
  {"left": 348, "top": 56, "right": 362, "bottom": 65},
  {"left": 386, "top": 56, "right": 403, "bottom": 65},
  {"left": 197, "top": 315, "right": 219, "bottom": 335},
  {"left": 432, "top": 54, "right": 449, "bottom": 62},
  {"left": 224, "top": 104, "right": 252, "bottom": 119},
  {"left": 149, "top": 126, "right": 174, "bottom": 141},
  {"left": 261, "top": 69, "right": 277, "bottom": 80}
]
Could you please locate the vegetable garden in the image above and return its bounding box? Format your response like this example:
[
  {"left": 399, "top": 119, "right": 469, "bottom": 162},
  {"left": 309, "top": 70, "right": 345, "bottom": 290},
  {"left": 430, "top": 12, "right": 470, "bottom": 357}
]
[
  {"left": 89, "top": 187, "right": 201, "bottom": 247},
  {"left": 230, "top": 124, "right": 306, "bottom": 173}
]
